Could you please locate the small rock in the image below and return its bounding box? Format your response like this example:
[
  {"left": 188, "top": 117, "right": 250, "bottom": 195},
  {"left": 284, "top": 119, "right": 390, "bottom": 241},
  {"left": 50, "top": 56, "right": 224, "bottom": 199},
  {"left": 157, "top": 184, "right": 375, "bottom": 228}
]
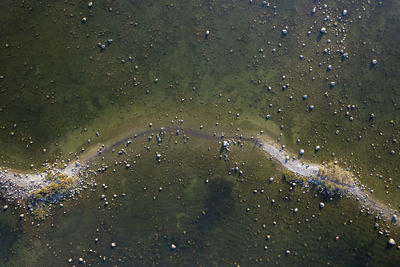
[
  {"left": 222, "top": 140, "right": 230, "bottom": 148},
  {"left": 299, "top": 149, "right": 305, "bottom": 155},
  {"left": 388, "top": 238, "right": 396, "bottom": 246},
  {"left": 342, "top": 9, "right": 348, "bottom": 16},
  {"left": 111, "top": 242, "right": 116, "bottom": 248},
  {"left": 171, "top": 244, "right": 177, "bottom": 250},
  {"left": 3, "top": 205, "right": 8, "bottom": 211},
  {"left": 319, "top": 202, "right": 325, "bottom": 209},
  {"left": 371, "top": 59, "right": 377, "bottom": 65}
]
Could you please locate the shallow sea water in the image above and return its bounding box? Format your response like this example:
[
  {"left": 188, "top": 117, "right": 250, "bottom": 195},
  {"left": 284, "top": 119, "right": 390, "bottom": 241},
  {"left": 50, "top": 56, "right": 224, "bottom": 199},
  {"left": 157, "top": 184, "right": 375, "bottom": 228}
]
[{"left": 0, "top": 0, "right": 400, "bottom": 266}]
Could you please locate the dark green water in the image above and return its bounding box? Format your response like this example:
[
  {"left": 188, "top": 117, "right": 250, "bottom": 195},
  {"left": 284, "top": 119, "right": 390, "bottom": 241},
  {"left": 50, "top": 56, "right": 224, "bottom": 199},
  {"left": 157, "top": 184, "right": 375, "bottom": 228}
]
[{"left": 1, "top": 0, "right": 400, "bottom": 265}]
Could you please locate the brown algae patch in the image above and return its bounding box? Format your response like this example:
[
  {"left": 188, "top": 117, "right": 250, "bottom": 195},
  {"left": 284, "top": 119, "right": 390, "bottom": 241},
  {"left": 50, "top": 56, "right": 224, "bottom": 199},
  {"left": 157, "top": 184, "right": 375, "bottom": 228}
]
[
  {"left": 30, "top": 174, "right": 77, "bottom": 201},
  {"left": 281, "top": 162, "right": 355, "bottom": 195},
  {"left": 318, "top": 162, "right": 357, "bottom": 190}
]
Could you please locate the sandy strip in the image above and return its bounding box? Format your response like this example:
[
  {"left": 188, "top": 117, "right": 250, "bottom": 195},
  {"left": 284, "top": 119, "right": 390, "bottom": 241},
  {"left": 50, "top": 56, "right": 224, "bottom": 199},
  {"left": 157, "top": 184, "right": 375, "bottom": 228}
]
[{"left": 0, "top": 127, "right": 397, "bottom": 223}]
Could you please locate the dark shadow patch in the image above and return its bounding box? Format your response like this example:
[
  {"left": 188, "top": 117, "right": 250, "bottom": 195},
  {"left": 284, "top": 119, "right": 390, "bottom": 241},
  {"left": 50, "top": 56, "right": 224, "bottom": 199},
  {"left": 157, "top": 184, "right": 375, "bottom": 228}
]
[
  {"left": 316, "top": 33, "right": 323, "bottom": 42},
  {"left": 193, "top": 176, "right": 235, "bottom": 247}
]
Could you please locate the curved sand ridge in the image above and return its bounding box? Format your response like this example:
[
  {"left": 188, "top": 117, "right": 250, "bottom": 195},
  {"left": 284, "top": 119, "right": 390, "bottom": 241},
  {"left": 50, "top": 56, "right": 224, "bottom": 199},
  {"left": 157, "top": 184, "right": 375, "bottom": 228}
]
[{"left": 0, "top": 127, "right": 397, "bottom": 222}]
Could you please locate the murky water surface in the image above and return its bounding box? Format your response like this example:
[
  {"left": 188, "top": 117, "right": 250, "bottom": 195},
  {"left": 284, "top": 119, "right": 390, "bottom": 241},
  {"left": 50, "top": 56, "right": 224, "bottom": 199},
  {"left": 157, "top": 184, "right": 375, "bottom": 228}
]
[{"left": 0, "top": 0, "right": 399, "bottom": 266}]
